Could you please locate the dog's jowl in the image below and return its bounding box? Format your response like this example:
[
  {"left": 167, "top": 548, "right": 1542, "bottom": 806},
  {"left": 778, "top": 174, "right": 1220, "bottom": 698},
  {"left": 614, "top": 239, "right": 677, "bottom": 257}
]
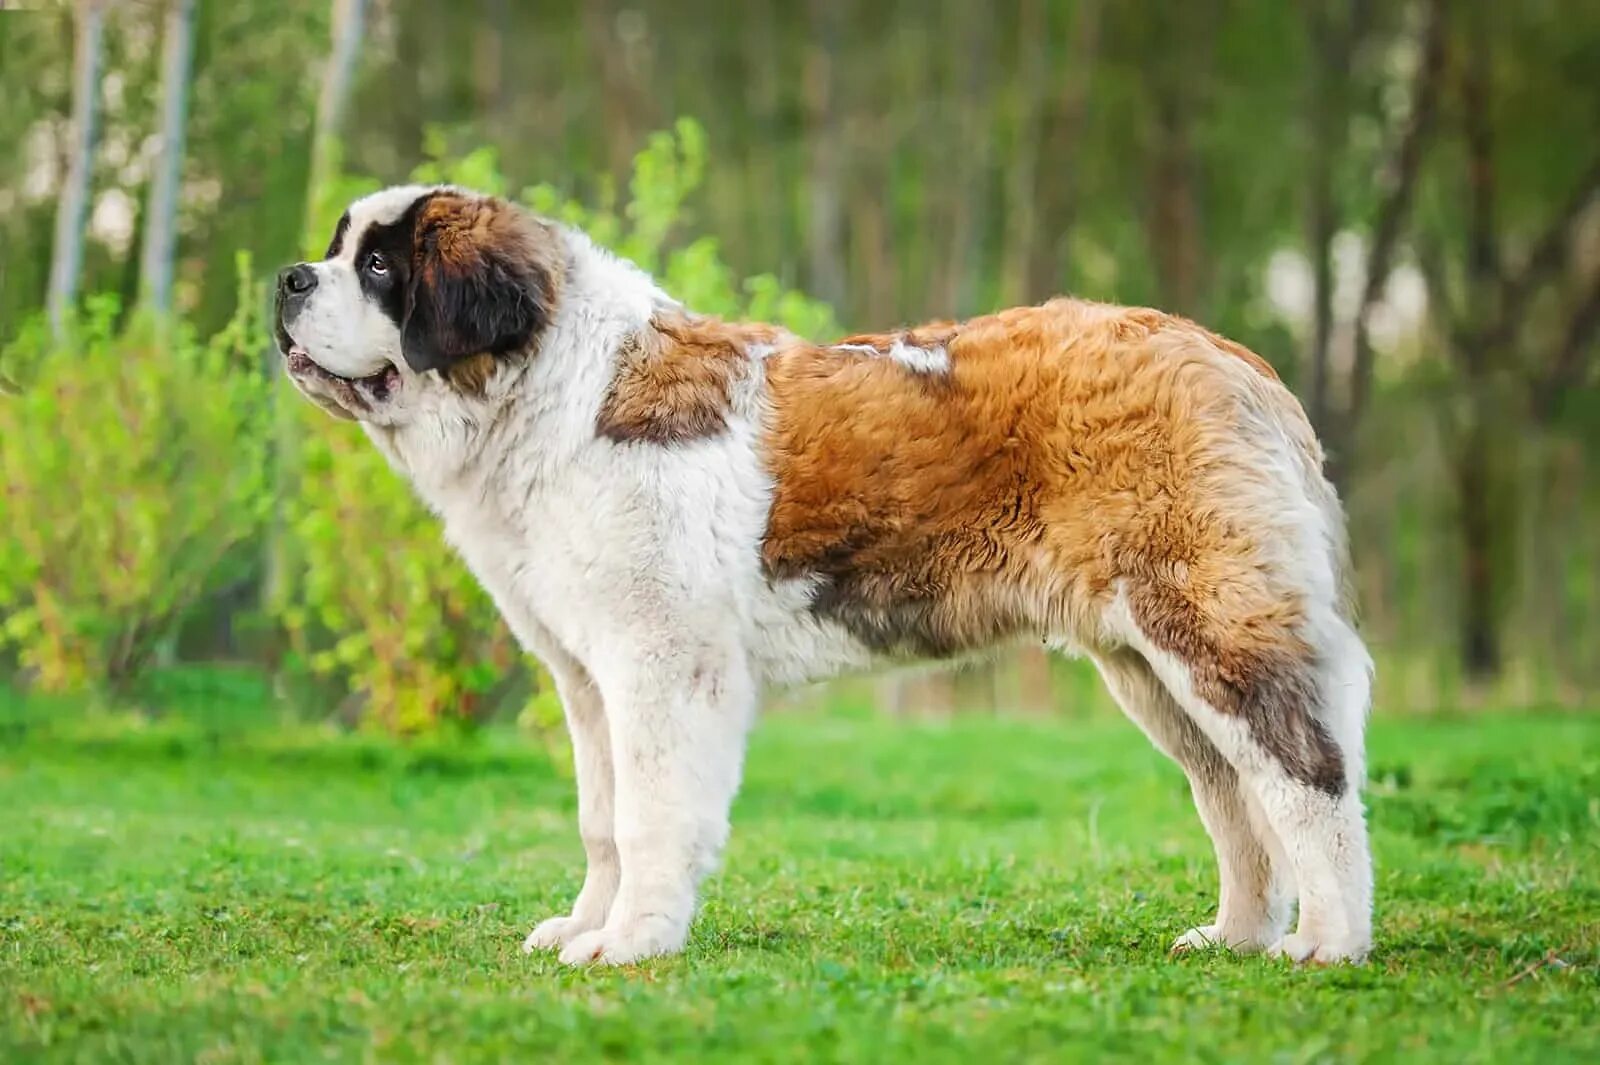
[{"left": 276, "top": 185, "right": 1375, "bottom": 967}]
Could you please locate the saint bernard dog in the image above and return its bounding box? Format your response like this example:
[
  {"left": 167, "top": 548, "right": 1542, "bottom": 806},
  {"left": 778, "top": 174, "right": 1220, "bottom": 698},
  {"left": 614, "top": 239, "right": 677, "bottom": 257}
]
[{"left": 275, "top": 185, "right": 1374, "bottom": 967}]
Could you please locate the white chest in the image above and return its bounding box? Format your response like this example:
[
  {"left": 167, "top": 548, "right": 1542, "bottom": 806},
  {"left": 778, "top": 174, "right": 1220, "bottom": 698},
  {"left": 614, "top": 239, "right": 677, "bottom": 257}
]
[{"left": 431, "top": 468, "right": 869, "bottom": 690}]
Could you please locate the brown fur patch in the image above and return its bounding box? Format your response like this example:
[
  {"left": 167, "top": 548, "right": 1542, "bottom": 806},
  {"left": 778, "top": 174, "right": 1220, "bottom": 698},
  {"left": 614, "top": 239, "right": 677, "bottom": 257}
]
[
  {"left": 1127, "top": 583, "right": 1344, "bottom": 793},
  {"left": 596, "top": 315, "right": 780, "bottom": 445},
  {"left": 441, "top": 352, "right": 500, "bottom": 396},
  {"left": 413, "top": 194, "right": 566, "bottom": 302},
  {"left": 403, "top": 194, "right": 565, "bottom": 375},
  {"left": 760, "top": 297, "right": 1342, "bottom": 793}
]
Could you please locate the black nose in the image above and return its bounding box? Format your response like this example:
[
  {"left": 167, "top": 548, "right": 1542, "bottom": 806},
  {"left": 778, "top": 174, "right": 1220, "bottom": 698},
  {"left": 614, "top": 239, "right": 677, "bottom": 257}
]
[{"left": 279, "top": 264, "right": 318, "bottom": 296}]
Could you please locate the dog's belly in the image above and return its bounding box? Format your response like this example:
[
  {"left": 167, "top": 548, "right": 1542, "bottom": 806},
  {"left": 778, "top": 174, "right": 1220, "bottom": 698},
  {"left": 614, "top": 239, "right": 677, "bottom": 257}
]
[{"left": 744, "top": 575, "right": 879, "bottom": 687}]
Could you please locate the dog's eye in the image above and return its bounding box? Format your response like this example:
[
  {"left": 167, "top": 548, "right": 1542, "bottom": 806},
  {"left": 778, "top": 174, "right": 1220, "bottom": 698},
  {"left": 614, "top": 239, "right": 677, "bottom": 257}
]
[{"left": 366, "top": 253, "right": 388, "bottom": 276}]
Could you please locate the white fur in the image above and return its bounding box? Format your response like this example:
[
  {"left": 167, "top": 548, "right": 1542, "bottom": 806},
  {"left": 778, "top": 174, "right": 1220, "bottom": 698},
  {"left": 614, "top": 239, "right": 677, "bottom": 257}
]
[
  {"left": 1093, "top": 648, "right": 1294, "bottom": 955},
  {"left": 828, "top": 339, "right": 951, "bottom": 375},
  {"left": 287, "top": 186, "right": 1374, "bottom": 967},
  {"left": 888, "top": 340, "right": 950, "bottom": 374}
]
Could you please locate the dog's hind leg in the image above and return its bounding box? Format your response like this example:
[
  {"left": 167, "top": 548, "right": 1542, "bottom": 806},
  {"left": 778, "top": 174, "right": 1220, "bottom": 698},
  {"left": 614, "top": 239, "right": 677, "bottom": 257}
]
[
  {"left": 1117, "top": 592, "right": 1374, "bottom": 964},
  {"left": 1093, "top": 647, "right": 1292, "bottom": 953}
]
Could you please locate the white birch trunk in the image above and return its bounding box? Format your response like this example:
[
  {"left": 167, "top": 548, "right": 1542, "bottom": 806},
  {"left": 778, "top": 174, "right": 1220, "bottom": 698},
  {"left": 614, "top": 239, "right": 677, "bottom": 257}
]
[
  {"left": 47, "top": 0, "right": 106, "bottom": 339},
  {"left": 139, "top": 0, "right": 196, "bottom": 316}
]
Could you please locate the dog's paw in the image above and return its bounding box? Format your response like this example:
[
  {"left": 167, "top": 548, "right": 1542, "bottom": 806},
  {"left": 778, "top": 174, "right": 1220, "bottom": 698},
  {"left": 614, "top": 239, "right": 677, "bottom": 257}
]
[
  {"left": 1170, "top": 924, "right": 1226, "bottom": 955},
  {"left": 556, "top": 915, "right": 686, "bottom": 967},
  {"left": 1267, "top": 932, "right": 1370, "bottom": 965},
  {"left": 1169, "top": 923, "right": 1273, "bottom": 956},
  {"left": 522, "top": 914, "right": 601, "bottom": 954}
]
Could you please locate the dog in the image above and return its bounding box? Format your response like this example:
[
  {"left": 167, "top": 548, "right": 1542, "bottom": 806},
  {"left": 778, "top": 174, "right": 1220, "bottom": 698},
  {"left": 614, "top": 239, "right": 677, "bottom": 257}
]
[{"left": 275, "top": 185, "right": 1374, "bottom": 967}]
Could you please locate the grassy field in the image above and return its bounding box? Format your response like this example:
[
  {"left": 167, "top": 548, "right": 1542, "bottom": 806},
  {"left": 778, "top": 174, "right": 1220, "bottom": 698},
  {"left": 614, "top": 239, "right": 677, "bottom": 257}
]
[{"left": 2, "top": 684, "right": 1597, "bottom": 1063}]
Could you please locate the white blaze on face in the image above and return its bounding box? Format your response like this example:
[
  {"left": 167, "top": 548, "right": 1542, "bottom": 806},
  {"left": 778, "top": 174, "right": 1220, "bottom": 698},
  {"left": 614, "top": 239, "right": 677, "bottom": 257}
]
[{"left": 285, "top": 185, "right": 441, "bottom": 379}]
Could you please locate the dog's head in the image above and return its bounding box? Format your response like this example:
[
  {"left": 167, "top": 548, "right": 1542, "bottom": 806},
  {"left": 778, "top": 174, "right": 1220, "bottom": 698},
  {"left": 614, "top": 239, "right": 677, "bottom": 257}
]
[{"left": 275, "top": 185, "right": 564, "bottom": 421}]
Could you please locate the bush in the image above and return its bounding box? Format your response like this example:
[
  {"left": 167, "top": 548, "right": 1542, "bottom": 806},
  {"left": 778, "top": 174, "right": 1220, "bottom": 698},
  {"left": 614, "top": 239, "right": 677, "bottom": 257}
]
[
  {"left": 0, "top": 261, "right": 273, "bottom": 693},
  {"left": 281, "top": 118, "right": 837, "bottom": 734}
]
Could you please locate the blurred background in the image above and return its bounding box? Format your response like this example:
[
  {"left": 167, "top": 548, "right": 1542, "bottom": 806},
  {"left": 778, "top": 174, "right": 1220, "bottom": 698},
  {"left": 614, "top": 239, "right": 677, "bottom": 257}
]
[{"left": 1, "top": 0, "right": 1597, "bottom": 734}]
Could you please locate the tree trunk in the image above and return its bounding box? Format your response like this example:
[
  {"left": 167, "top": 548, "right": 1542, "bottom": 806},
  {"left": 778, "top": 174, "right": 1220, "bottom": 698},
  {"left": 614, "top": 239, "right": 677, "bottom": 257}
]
[
  {"left": 139, "top": 0, "right": 196, "bottom": 317},
  {"left": 1025, "top": 0, "right": 1101, "bottom": 301},
  {"left": 1147, "top": 97, "right": 1202, "bottom": 315},
  {"left": 1142, "top": 2, "right": 1213, "bottom": 318},
  {"left": 304, "top": 0, "right": 369, "bottom": 242},
  {"left": 1339, "top": 0, "right": 1447, "bottom": 487},
  {"left": 476, "top": 0, "right": 511, "bottom": 142},
  {"left": 1302, "top": 0, "right": 1346, "bottom": 437},
  {"left": 47, "top": 0, "right": 105, "bottom": 340},
  {"left": 998, "top": 0, "right": 1048, "bottom": 308},
  {"left": 270, "top": 0, "right": 371, "bottom": 623},
  {"left": 1453, "top": 0, "right": 1504, "bottom": 682},
  {"left": 936, "top": 0, "right": 992, "bottom": 314},
  {"left": 1454, "top": 395, "right": 1501, "bottom": 679},
  {"left": 391, "top": 0, "right": 426, "bottom": 166},
  {"left": 582, "top": 0, "right": 639, "bottom": 180},
  {"left": 802, "top": 0, "right": 845, "bottom": 310}
]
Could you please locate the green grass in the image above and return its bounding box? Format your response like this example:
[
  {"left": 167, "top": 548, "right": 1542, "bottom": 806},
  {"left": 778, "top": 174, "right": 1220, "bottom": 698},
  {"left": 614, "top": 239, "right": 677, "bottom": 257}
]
[{"left": 2, "top": 690, "right": 1597, "bottom": 1063}]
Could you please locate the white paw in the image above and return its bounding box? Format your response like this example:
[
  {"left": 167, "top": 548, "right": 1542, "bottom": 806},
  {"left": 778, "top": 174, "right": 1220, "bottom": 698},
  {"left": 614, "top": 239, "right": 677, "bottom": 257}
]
[
  {"left": 1169, "top": 923, "right": 1272, "bottom": 956},
  {"left": 522, "top": 914, "right": 601, "bottom": 954},
  {"left": 1170, "top": 924, "right": 1223, "bottom": 954},
  {"left": 1267, "top": 931, "right": 1370, "bottom": 965},
  {"left": 556, "top": 915, "right": 687, "bottom": 967}
]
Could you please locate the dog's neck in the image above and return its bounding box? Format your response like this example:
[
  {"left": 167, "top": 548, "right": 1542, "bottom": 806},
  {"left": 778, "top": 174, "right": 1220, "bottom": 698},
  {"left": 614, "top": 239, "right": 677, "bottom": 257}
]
[{"left": 364, "top": 225, "right": 681, "bottom": 514}]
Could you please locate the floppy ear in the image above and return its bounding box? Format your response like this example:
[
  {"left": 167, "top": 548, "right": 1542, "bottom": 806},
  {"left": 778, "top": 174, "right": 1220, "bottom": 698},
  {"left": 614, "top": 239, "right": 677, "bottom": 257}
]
[{"left": 400, "top": 196, "right": 554, "bottom": 374}]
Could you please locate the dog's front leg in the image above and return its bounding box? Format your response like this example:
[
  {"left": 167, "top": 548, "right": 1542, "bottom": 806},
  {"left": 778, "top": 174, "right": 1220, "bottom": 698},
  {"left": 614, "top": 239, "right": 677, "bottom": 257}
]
[
  {"left": 522, "top": 653, "right": 619, "bottom": 953},
  {"left": 556, "top": 632, "right": 755, "bottom": 966}
]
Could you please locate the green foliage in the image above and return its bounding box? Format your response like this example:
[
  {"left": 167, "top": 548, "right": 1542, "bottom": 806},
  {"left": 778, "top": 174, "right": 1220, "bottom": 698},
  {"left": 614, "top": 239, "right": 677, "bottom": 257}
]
[
  {"left": 6, "top": 0, "right": 1600, "bottom": 697},
  {"left": 0, "top": 259, "right": 272, "bottom": 693},
  {"left": 279, "top": 385, "right": 524, "bottom": 734},
  {"left": 301, "top": 142, "right": 380, "bottom": 262},
  {"left": 1, "top": 698, "right": 1596, "bottom": 1061},
  {"left": 522, "top": 118, "right": 837, "bottom": 338},
  {"left": 283, "top": 120, "right": 837, "bottom": 735}
]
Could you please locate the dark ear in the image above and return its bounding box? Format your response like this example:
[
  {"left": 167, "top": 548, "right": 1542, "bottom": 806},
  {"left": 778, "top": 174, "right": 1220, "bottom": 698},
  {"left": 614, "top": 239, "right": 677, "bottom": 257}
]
[{"left": 401, "top": 196, "right": 554, "bottom": 374}]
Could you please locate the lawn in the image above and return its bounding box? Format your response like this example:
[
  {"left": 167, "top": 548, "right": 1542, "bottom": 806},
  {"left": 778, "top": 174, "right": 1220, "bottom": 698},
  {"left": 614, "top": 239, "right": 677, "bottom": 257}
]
[{"left": 2, "top": 684, "right": 1597, "bottom": 1063}]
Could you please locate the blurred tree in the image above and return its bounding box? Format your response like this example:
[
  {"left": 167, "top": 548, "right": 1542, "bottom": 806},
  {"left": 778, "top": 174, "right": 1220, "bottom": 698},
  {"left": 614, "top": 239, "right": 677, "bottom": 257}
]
[
  {"left": 1340, "top": 0, "right": 1448, "bottom": 484},
  {"left": 1025, "top": 0, "right": 1100, "bottom": 302},
  {"left": 0, "top": 7, "right": 71, "bottom": 346},
  {"left": 803, "top": 0, "right": 845, "bottom": 310},
  {"left": 1301, "top": 0, "right": 1374, "bottom": 439},
  {"left": 46, "top": 0, "right": 106, "bottom": 339},
  {"left": 1411, "top": 0, "right": 1600, "bottom": 678},
  {"left": 5, "top": 0, "right": 1599, "bottom": 706},
  {"left": 139, "top": 0, "right": 196, "bottom": 317},
  {"left": 305, "top": 0, "right": 369, "bottom": 244}
]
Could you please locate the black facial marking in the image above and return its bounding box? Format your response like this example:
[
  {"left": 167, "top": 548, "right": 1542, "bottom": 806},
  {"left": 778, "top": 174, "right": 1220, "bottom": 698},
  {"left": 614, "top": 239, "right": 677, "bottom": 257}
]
[
  {"left": 324, "top": 210, "right": 351, "bottom": 259},
  {"left": 352, "top": 194, "right": 437, "bottom": 333}
]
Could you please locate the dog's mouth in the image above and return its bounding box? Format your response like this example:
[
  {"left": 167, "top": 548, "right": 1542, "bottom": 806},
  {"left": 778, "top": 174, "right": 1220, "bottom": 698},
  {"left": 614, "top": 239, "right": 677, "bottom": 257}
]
[
  {"left": 275, "top": 315, "right": 402, "bottom": 413},
  {"left": 284, "top": 345, "right": 401, "bottom": 400}
]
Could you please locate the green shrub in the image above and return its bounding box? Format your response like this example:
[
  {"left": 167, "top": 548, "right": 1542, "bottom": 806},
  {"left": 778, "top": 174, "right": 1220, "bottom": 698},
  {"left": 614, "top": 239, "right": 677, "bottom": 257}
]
[
  {"left": 0, "top": 260, "right": 273, "bottom": 693},
  {"left": 282, "top": 118, "right": 837, "bottom": 734},
  {"left": 278, "top": 393, "right": 525, "bottom": 734}
]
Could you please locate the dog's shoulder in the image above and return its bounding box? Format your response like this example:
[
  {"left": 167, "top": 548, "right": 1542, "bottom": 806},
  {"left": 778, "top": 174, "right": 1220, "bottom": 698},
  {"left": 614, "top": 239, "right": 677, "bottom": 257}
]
[{"left": 594, "top": 312, "right": 789, "bottom": 447}]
